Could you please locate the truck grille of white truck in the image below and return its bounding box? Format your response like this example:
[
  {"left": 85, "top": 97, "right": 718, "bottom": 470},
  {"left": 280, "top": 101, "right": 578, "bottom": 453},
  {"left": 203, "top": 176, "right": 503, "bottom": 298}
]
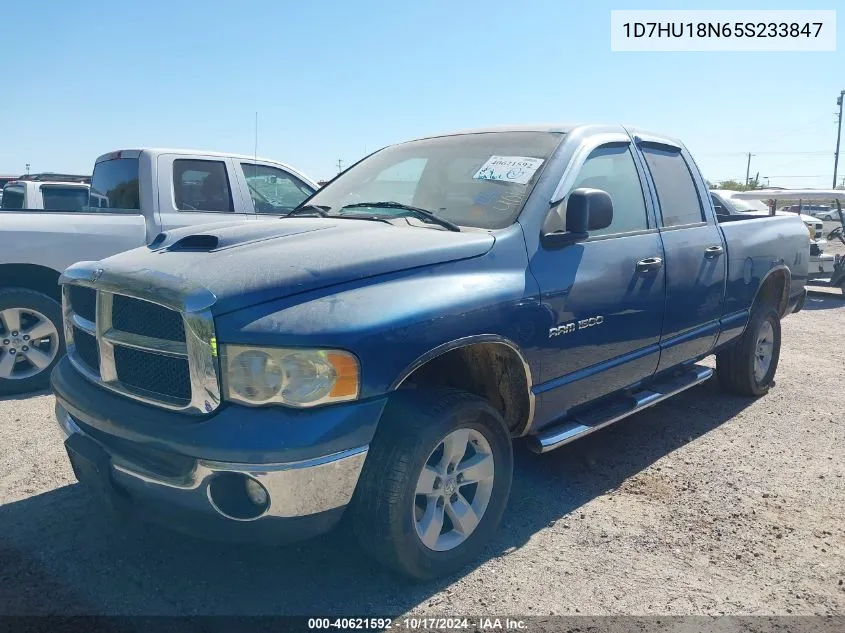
[{"left": 62, "top": 283, "right": 220, "bottom": 414}]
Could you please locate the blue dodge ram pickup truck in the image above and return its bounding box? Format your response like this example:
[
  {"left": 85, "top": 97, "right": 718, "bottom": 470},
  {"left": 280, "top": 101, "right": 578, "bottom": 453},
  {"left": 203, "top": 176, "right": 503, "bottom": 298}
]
[{"left": 51, "top": 124, "right": 809, "bottom": 579}]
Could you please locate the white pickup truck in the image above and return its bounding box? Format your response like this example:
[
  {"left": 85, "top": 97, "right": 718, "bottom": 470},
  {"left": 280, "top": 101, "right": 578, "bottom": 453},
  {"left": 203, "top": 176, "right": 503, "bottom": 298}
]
[
  {"left": 1, "top": 174, "right": 91, "bottom": 212},
  {"left": 0, "top": 148, "right": 317, "bottom": 394}
]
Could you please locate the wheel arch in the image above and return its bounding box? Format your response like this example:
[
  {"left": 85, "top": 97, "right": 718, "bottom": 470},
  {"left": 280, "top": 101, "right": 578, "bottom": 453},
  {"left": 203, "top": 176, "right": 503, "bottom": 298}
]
[
  {"left": 390, "top": 335, "right": 535, "bottom": 436},
  {"left": 0, "top": 263, "right": 62, "bottom": 303},
  {"left": 751, "top": 265, "right": 791, "bottom": 317}
]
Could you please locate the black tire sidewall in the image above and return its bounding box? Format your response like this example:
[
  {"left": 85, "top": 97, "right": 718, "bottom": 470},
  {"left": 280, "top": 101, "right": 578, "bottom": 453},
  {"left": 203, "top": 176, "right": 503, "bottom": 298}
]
[
  {"left": 744, "top": 307, "right": 781, "bottom": 395},
  {"left": 389, "top": 396, "right": 513, "bottom": 579},
  {"left": 0, "top": 289, "right": 64, "bottom": 394}
]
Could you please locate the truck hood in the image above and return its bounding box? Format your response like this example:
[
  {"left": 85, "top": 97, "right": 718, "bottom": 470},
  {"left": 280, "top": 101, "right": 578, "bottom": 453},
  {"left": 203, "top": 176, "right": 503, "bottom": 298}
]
[{"left": 90, "top": 219, "right": 495, "bottom": 315}]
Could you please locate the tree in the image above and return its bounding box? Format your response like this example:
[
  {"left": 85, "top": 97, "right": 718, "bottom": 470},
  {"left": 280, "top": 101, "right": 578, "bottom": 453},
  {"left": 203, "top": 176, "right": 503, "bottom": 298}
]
[
  {"left": 714, "top": 179, "right": 746, "bottom": 191},
  {"left": 714, "top": 177, "right": 760, "bottom": 191}
]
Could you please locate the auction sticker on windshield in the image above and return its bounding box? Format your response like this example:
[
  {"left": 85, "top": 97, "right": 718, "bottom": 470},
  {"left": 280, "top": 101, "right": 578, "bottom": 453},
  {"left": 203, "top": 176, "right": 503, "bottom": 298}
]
[{"left": 473, "top": 156, "right": 544, "bottom": 185}]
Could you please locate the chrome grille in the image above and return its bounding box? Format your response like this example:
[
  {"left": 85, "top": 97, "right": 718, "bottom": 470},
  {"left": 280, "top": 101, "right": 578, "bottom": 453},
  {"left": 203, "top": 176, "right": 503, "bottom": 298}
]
[
  {"left": 68, "top": 286, "right": 97, "bottom": 322},
  {"left": 112, "top": 294, "right": 186, "bottom": 342},
  {"left": 61, "top": 277, "right": 220, "bottom": 415},
  {"left": 72, "top": 326, "right": 99, "bottom": 373},
  {"left": 114, "top": 345, "right": 192, "bottom": 403}
]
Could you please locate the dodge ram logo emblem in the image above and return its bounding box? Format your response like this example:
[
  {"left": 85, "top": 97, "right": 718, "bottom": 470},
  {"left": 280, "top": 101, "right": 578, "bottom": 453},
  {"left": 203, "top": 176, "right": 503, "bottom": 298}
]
[{"left": 90, "top": 269, "right": 104, "bottom": 283}]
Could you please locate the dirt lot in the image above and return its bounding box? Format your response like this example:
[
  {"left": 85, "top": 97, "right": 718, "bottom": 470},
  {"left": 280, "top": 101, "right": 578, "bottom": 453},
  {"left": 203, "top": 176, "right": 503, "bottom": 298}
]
[{"left": 1, "top": 295, "right": 843, "bottom": 618}]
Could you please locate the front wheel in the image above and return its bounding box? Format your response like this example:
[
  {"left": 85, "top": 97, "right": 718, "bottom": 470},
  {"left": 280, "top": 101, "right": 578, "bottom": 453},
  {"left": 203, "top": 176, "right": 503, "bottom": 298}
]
[
  {"left": 0, "top": 289, "right": 65, "bottom": 395},
  {"left": 351, "top": 388, "right": 513, "bottom": 580},
  {"left": 716, "top": 304, "right": 781, "bottom": 397}
]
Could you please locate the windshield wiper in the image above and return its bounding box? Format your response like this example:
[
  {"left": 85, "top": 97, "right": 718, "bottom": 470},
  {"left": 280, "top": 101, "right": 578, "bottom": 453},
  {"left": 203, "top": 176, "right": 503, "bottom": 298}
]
[
  {"left": 339, "top": 201, "right": 460, "bottom": 232},
  {"left": 286, "top": 204, "right": 330, "bottom": 217}
]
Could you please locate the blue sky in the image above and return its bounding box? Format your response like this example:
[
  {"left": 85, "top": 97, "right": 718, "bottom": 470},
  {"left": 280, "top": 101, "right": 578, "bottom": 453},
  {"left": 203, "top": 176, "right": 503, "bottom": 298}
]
[{"left": 1, "top": 0, "right": 842, "bottom": 187}]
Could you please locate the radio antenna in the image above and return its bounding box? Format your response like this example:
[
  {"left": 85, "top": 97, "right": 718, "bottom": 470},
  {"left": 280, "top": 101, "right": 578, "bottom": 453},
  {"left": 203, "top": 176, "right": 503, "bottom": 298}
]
[{"left": 254, "top": 112, "right": 259, "bottom": 162}]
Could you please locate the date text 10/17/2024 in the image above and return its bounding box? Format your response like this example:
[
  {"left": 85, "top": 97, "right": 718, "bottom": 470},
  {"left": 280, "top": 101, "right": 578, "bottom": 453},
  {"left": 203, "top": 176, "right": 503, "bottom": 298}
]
[{"left": 307, "top": 617, "right": 528, "bottom": 630}]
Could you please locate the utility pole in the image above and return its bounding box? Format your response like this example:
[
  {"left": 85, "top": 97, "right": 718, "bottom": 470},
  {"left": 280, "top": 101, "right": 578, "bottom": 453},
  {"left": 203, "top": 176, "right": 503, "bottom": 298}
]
[
  {"left": 336, "top": 159, "right": 343, "bottom": 174},
  {"left": 744, "top": 153, "right": 753, "bottom": 189},
  {"left": 833, "top": 90, "right": 844, "bottom": 189}
]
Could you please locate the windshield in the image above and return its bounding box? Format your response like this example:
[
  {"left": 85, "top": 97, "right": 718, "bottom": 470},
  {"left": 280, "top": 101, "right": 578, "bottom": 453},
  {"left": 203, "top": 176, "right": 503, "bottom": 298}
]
[
  {"left": 723, "top": 194, "right": 769, "bottom": 213},
  {"left": 303, "top": 131, "right": 563, "bottom": 229}
]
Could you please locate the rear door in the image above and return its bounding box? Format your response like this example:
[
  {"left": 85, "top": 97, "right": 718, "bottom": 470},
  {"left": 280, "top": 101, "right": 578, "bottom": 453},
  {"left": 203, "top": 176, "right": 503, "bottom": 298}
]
[
  {"left": 530, "top": 137, "right": 666, "bottom": 414},
  {"left": 157, "top": 154, "right": 254, "bottom": 231},
  {"left": 634, "top": 138, "right": 727, "bottom": 371}
]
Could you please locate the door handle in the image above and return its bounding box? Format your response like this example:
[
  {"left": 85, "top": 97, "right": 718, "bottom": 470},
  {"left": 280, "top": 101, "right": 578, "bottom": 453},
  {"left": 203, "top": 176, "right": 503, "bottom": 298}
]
[
  {"left": 704, "top": 245, "right": 724, "bottom": 258},
  {"left": 636, "top": 257, "right": 663, "bottom": 273}
]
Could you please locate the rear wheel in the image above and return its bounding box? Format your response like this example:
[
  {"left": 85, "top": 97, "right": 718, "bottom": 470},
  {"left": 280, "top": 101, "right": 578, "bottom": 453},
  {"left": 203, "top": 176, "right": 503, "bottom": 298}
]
[
  {"left": 716, "top": 304, "right": 781, "bottom": 397},
  {"left": 351, "top": 388, "right": 513, "bottom": 580},
  {"left": 0, "top": 289, "right": 64, "bottom": 395}
]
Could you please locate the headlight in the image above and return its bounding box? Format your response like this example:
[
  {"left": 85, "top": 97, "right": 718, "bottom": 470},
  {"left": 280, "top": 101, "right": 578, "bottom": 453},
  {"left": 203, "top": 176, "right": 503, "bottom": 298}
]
[
  {"left": 221, "top": 345, "right": 359, "bottom": 408},
  {"left": 805, "top": 222, "right": 816, "bottom": 240}
]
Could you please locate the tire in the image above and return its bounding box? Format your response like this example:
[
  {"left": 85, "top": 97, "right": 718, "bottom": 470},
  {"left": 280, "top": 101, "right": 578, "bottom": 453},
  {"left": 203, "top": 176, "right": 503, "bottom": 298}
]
[
  {"left": 0, "top": 288, "right": 65, "bottom": 395},
  {"left": 716, "top": 304, "right": 781, "bottom": 397},
  {"left": 351, "top": 388, "right": 513, "bottom": 580}
]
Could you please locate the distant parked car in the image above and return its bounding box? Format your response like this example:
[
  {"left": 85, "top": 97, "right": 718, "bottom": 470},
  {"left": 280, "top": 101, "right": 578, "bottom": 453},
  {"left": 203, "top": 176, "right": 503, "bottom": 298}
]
[{"left": 803, "top": 205, "right": 839, "bottom": 221}]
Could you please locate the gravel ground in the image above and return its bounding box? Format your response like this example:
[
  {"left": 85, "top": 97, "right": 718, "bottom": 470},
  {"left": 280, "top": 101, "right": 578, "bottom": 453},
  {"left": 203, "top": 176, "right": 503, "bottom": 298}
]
[{"left": 1, "top": 295, "right": 843, "bottom": 618}]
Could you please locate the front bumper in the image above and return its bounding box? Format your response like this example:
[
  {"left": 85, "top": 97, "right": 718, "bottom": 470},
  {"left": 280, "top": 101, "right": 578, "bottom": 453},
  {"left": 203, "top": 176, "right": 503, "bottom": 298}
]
[
  {"left": 51, "top": 356, "right": 385, "bottom": 542},
  {"left": 56, "top": 404, "right": 367, "bottom": 541}
]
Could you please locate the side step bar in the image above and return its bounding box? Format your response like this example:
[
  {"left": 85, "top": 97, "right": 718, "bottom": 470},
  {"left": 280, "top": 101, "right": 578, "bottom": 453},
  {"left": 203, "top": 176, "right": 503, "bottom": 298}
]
[{"left": 528, "top": 364, "right": 714, "bottom": 454}]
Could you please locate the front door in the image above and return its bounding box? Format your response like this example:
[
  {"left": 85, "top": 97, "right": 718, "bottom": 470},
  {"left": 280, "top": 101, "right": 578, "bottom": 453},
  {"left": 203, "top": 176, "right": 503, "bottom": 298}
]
[
  {"left": 529, "top": 142, "right": 667, "bottom": 422},
  {"left": 636, "top": 142, "right": 727, "bottom": 371}
]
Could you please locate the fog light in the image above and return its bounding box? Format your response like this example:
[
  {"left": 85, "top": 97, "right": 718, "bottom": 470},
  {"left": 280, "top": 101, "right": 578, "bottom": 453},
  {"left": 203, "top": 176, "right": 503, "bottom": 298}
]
[
  {"left": 207, "top": 472, "right": 270, "bottom": 521},
  {"left": 245, "top": 477, "right": 268, "bottom": 506}
]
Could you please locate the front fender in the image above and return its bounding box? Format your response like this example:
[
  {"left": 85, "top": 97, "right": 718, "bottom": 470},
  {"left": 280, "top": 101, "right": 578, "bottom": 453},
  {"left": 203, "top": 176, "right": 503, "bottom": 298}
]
[{"left": 215, "top": 232, "right": 544, "bottom": 399}]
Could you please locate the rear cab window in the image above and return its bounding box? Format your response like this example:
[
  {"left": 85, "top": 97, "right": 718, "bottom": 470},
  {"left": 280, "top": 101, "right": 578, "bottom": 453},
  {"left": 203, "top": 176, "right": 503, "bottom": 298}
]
[
  {"left": 640, "top": 145, "right": 704, "bottom": 227},
  {"left": 1, "top": 185, "right": 25, "bottom": 209},
  {"left": 173, "top": 160, "right": 233, "bottom": 212},
  {"left": 40, "top": 185, "right": 89, "bottom": 211},
  {"left": 90, "top": 157, "right": 141, "bottom": 212}
]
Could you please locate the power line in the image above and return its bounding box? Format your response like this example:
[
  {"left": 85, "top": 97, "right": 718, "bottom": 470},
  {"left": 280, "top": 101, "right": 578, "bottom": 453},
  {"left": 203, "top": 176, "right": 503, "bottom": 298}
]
[
  {"left": 698, "top": 150, "right": 831, "bottom": 157},
  {"left": 752, "top": 113, "right": 834, "bottom": 150}
]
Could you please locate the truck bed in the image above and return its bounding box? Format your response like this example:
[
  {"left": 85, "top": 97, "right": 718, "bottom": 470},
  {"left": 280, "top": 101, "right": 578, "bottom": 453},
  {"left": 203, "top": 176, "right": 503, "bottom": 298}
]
[{"left": 719, "top": 212, "right": 809, "bottom": 316}]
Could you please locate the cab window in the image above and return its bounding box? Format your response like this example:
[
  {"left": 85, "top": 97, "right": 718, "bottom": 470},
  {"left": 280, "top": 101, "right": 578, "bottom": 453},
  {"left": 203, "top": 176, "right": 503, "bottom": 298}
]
[
  {"left": 562, "top": 144, "right": 649, "bottom": 236},
  {"left": 241, "top": 163, "right": 314, "bottom": 214},
  {"left": 173, "top": 160, "right": 233, "bottom": 212},
  {"left": 1, "top": 185, "right": 25, "bottom": 209}
]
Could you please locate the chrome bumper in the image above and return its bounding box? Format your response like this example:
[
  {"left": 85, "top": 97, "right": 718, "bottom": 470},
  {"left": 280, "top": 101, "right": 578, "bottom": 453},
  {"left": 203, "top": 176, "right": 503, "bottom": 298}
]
[{"left": 56, "top": 406, "right": 368, "bottom": 522}]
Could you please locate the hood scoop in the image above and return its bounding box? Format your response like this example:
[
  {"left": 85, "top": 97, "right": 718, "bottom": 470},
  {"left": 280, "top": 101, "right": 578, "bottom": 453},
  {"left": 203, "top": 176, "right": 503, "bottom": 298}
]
[{"left": 168, "top": 234, "right": 219, "bottom": 252}]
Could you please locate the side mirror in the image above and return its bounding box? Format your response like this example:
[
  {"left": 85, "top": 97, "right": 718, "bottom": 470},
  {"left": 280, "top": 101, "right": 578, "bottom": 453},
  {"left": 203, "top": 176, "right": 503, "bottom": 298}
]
[{"left": 542, "top": 188, "right": 614, "bottom": 248}]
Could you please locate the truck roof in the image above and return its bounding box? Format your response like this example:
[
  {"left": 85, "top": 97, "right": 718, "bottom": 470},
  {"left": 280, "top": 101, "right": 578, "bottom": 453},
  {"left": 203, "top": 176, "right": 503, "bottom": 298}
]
[
  {"left": 96, "top": 148, "right": 304, "bottom": 167},
  {"left": 3, "top": 180, "right": 89, "bottom": 189},
  {"left": 412, "top": 123, "right": 682, "bottom": 145},
  {"left": 94, "top": 148, "right": 317, "bottom": 187}
]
